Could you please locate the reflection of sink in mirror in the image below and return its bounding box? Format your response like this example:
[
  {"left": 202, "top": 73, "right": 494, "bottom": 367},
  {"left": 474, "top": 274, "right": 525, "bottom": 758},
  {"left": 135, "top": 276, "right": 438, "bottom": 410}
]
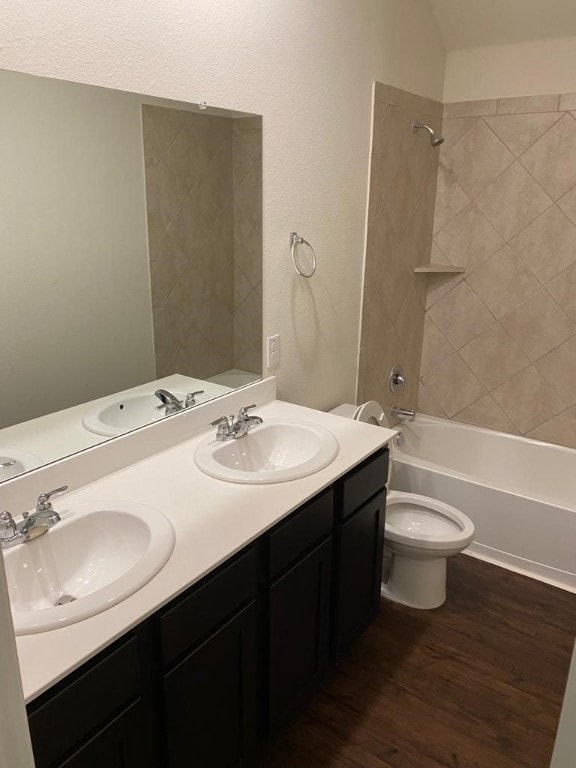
[
  {"left": 0, "top": 68, "right": 262, "bottom": 482},
  {"left": 82, "top": 376, "right": 233, "bottom": 437},
  {"left": 195, "top": 421, "right": 339, "bottom": 484},
  {"left": 0, "top": 449, "right": 43, "bottom": 481},
  {"left": 83, "top": 390, "right": 207, "bottom": 437},
  {"left": 4, "top": 501, "right": 175, "bottom": 634},
  {"left": 0, "top": 375, "right": 232, "bottom": 474}
]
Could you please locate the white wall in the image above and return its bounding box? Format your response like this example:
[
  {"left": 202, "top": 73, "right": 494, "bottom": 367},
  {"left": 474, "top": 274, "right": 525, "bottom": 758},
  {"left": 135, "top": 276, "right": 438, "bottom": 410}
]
[
  {"left": 0, "top": 555, "right": 35, "bottom": 768},
  {"left": 444, "top": 35, "right": 576, "bottom": 102},
  {"left": 0, "top": 70, "right": 156, "bottom": 427},
  {"left": 0, "top": 0, "right": 445, "bottom": 411}
]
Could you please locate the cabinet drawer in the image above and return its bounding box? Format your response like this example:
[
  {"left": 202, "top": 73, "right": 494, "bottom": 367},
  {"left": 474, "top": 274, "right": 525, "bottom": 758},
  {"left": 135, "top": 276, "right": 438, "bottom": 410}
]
[
  {"left": 29, "top": 635, "right": 141, "bottom": 768},
  {"left": 341, "top": 449, "right": 388, "bottom": 519},
  {"left": 160, "top": 546, "right": 257, "bottom": 668},
  {"left": 269, "top": 489, "right": 333, "bottom": 579}
]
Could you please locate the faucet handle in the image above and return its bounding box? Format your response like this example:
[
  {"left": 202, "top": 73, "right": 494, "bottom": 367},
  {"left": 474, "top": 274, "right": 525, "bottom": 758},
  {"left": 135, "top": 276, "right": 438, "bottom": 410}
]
[
  {"left": 210, "top": 415, "right": 233, "bottom": 440},
  {"left": 0, "top": 511, "right": 17, "bottom": 541},
  {"left": 37, "top": 486, "right": 68, "bottom": 513},
  {"left": 185, "top": 390, "right": 204, "bottom": 407},
  {"left": 238, "top": 404, "right": 257, "bottom": 419},
  {"left": 210, "top": 415, "right": 230, "bottom": 427}
]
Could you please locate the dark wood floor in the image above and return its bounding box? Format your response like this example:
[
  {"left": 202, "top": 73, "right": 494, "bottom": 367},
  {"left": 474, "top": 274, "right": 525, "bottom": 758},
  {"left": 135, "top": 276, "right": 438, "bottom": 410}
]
[{"left": 258, "top": 555, "right": 576, "bottom": 768}]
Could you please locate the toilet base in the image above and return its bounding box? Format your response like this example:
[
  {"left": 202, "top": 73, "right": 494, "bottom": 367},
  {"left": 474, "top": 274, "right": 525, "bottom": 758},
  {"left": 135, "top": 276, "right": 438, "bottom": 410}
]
[{"left": 381, "top": 552, "right": 447, "bottom": 609}]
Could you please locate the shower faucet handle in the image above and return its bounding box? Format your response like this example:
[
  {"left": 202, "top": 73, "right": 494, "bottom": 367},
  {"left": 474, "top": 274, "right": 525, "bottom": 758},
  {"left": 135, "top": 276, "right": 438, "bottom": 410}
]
[{"left": 389, "top": 365, "right": 407, "bottom": 392}]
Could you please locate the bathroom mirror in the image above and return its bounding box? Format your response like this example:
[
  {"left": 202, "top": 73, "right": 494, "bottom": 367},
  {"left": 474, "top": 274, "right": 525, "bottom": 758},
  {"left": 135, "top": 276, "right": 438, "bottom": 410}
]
[{"left": 0, "top": 69, "right": 262, "bottom": 482}]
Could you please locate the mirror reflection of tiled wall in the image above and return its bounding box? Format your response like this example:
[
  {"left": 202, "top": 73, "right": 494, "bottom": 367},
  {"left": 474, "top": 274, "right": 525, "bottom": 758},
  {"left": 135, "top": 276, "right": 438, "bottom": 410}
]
[
  {"left": 143, "top": 106, "right": 262, "bottom": 380},
  {"left": 232, "top": 117, "right": 263, "bottom": 375},
  {"left": 419, "top": 94, "right": 576, "bottom": 448}
]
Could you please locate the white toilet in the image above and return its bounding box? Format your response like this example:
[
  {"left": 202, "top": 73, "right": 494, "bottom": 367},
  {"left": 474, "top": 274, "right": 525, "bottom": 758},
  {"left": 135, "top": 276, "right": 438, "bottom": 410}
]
[{"left": 330, "top": 401, "right": 475, "bottom": 609}]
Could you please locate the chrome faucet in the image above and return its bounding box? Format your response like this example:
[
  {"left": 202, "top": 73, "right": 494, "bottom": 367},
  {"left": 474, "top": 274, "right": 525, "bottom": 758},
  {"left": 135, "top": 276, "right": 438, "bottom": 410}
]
[
  {"left": 211, "top": 404, "right": 263, "bottom": 441},
  {"left": 155, "top": 389, "right": 184, "bottom": 415},
  {"left": 0, "top": 486, "right": 68, "bottom": 549},
  {"left": 391, "top": 405, "right": 415, "bottom": 423},
  {"left": 155, "top": 389, "right": 204, "bottom": 415}
]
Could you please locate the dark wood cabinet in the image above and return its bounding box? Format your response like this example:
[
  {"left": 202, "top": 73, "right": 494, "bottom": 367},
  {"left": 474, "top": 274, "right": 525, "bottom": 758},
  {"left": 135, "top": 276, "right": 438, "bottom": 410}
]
[
  {"left": 268, "top": 538, "right": 332, "bottom": 731},
  {"left": 27, "top": 447, "right": 388, "bottom": 768},
  {"left": 160, "top": 545, "right": 261, "bottom": 767},
  {"left": 334, "top": 489, "right": 386, "bottom": 658},
  {"left": 27, "top": 631, "right": 158, "bottom": 768},
  {"left": 334, "top": 449, "right": 388, "bottom": 659},
  {"left": 57, "top": 700, "right": 156, "bottom": 768},
  {"left": 163, "top": 602, "right": 259, "bottom": 768}
]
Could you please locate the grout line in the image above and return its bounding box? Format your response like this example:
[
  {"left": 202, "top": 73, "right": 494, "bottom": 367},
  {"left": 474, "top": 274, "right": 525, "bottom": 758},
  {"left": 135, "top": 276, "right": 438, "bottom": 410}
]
[
  {"left": 439, "top": 115, "right": 480, "bottom": 158},
  {"left": 467, "top": 148, "right": 518, "bottom": 206},
  {"left": 514, "top": 117, "right": 576, "bottom": 204},
  {"left": 432, "top": 165, "right": 471, "bottom": 236}
]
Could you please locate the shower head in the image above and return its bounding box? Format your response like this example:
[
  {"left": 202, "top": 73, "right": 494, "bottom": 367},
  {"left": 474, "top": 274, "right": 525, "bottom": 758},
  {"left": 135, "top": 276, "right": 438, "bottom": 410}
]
[{"left": 412, "top": 121, "right": 444, "bottom": 147}]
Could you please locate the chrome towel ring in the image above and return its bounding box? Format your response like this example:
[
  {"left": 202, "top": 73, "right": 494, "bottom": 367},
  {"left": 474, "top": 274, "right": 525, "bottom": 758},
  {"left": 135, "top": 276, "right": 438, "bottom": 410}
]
[{"left": 290, "top": 232, "right": 317, "bottom": 278}]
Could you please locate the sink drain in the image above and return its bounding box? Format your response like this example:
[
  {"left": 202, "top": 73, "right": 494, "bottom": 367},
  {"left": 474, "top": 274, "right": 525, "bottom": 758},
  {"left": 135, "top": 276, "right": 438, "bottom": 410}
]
[{"left": 54, "top": 594, "right": 76, "bottom": 606}]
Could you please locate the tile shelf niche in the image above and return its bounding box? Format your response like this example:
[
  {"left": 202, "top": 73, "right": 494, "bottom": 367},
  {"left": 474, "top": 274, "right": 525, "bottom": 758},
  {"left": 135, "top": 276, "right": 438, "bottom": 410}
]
[{"left": 414, "top": 263, "right": 465, "bottom": 274}]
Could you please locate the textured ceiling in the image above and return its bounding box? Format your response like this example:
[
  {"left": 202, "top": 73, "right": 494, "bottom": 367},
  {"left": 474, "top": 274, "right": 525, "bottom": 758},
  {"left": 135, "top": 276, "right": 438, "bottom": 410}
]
[{"left": 429, "top": 0, "right": 576, "bottom": 50}]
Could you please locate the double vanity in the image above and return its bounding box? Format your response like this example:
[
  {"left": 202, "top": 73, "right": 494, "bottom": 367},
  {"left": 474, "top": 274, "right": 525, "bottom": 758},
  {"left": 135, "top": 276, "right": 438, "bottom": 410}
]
[{"left": 3, "top": 379, "right": 395, "bottom": 767}]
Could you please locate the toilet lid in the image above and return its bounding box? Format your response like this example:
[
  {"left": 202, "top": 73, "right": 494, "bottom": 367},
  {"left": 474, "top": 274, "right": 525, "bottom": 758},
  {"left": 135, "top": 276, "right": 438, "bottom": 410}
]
[{"left": 353, "top": 401, "right": 386, "bottom": 426}]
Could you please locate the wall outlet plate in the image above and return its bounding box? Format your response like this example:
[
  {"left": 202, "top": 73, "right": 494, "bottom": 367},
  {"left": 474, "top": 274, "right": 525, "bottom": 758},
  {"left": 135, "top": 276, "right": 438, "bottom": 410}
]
[{"left": 267, "top": 334, "right": 281, "bottom": 369}]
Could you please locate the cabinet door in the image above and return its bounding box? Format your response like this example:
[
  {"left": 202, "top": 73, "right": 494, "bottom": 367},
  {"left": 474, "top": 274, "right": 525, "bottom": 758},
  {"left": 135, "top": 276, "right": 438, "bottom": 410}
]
[
  {"left": 163, "top": 602, "right": 259, "bottom": 768},
  {"left": 58, "top": 699, "right": 156, "bottom": 768},
  {"left": 268, "top": 537, "right": 332, "bottom": 732},
  {"left": 28, "top": 633, "right": 148, "bottom": 768},
  {"left": 335, "top": 489, "right": 386, "bottom": 659}
]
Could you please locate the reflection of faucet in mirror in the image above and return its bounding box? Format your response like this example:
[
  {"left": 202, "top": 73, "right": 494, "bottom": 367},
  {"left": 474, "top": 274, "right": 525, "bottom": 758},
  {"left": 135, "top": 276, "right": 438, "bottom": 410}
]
[
  {"left": 155, "top": 389, "right": 205, "bottom": 415},
  {"left": 155, "top": 389, "right": 185, "bottom": 415},
  {"left": 184, "top": 391, "right": 205, "bottom": 408}
]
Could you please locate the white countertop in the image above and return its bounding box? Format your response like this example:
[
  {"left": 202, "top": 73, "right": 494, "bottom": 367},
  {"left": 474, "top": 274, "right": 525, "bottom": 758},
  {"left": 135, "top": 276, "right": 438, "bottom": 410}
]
[{"left": 15, "top": 398, "right": 394, "bottom": 703}]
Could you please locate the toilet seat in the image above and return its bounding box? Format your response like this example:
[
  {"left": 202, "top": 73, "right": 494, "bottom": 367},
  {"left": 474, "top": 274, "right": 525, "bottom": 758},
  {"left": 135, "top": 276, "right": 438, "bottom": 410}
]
[
  {"left": 352, "top": 401, "right": 385, "bottom": 426},
  {"left": 386, "top": 491, "right": 474, "bottom": 550}
]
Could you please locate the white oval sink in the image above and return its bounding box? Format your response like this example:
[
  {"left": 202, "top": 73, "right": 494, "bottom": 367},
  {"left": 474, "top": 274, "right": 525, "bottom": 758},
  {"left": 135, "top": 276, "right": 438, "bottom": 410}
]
[
  {"left": 4, "top": 502, "right": 175, "bottom": 634},
  {"left": 82, "top": 391, "right": 198, "bottom": 437},
  {"left": 194, "top": 421, "right": 339, "bottom": 483},
  {"left": 0, "top": 448, "right": 43, "bottom": 481}
]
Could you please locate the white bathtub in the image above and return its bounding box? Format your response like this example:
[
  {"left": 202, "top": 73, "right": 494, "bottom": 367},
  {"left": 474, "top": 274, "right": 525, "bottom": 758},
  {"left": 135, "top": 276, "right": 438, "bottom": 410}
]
[{"left": 391, "top": 414, "right": 576, "bottom": 592}]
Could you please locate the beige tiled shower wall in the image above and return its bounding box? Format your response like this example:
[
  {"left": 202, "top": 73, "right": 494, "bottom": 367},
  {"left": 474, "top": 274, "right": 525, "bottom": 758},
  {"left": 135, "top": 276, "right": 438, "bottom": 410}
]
[
  {"left": 232, "top": 117, "right": 263, "bottom": 374},
  {"left": 142, "top": 106, "right": 262, "bottom": 380},
  {"left": 418, "top": 93, "right": 576, "bottom": 448},
  {"left": 358, "top": 83, "right": 442, "bottom": 424}
]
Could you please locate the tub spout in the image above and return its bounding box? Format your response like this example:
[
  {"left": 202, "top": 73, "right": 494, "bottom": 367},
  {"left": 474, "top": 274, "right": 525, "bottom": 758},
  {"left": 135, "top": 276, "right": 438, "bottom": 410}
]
[{"left": 391, "top": 406, "right": 415, "bottom": 423}]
